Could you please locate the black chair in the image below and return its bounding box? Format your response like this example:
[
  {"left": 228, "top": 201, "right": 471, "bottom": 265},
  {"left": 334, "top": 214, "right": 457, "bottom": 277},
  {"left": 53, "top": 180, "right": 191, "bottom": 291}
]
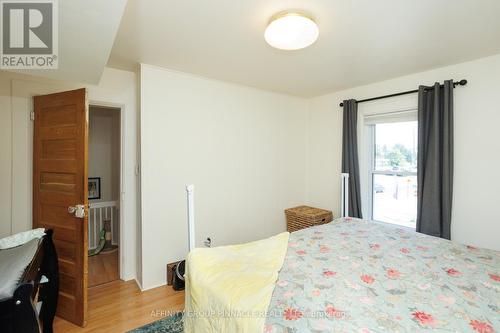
[{"left": 0, "top": 229, "right": 59, "bottom": 333}]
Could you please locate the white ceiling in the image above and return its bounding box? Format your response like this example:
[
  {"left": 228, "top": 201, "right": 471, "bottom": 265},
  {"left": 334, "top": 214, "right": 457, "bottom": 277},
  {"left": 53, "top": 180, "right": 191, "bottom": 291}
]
[
  {"left": 109, "top": 0, "right": 500, "bottom": 97},
  {"left": 9, "top": 0, "right": 127, "bottom": 84}
]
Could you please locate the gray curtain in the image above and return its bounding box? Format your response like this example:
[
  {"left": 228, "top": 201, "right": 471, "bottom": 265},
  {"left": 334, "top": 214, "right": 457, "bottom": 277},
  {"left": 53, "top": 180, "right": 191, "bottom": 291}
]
[
  {"left": 342, "top": 99, "right": 363, "bottom": 218},
  {"left": 416, "top": 80, "right": 454, "bottom": 239}
]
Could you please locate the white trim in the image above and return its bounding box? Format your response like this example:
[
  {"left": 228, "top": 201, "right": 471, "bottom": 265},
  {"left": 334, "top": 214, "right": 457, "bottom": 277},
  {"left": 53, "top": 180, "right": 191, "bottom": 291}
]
[
  {"left": 93, "top": 206, "right": 97, "bottom": 247},
  {"left": 138, "top": 281, "right": 167, "bottom": 292},
  {"left": 363, "top": 108, "right": 417, "bottom": 124},
  {"left": 372, "top": 170, "right": 417, "bottom": 177},
  {"left": 364, "top": 125, "right": 375, "bottom": 220},
  {"left": 363, "top": 109, "right": 416, "bottom": 119},
  {"left": 371, "top": 219, "right": 415, "bottom": 232}
]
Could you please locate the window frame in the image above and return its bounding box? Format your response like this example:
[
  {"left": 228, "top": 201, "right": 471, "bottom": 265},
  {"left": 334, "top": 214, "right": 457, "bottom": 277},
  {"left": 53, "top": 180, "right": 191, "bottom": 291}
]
[{"left": 364, "top": 119, "right": 418, "bottom": 229}]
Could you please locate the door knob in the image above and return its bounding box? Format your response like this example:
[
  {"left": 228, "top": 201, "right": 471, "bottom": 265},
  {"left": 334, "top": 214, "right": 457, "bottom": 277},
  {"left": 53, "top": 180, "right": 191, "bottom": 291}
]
[{"left": 68, "top": 204, "right": 86, "bottom": 218}]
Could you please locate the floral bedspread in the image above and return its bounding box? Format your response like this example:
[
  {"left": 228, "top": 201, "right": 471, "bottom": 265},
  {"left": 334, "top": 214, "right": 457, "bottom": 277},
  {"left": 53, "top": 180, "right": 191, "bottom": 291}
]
[{"left": 264, "top": 218, "right": 499, "bottom": 332}]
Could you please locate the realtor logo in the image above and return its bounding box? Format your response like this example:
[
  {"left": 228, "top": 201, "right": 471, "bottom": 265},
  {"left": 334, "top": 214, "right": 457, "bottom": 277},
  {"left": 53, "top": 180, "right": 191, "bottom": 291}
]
[{"left": 1, "top": 0, "right": 58, "bottom": 69}]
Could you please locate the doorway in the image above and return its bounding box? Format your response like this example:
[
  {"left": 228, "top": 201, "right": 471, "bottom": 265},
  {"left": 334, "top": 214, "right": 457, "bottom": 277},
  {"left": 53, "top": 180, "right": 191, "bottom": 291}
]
[
  {"left": 32, "top": 89, "right": 128, "bottom": 327},
  {"left": 87, "top": 106, "right": 121, "bottom": 287}
]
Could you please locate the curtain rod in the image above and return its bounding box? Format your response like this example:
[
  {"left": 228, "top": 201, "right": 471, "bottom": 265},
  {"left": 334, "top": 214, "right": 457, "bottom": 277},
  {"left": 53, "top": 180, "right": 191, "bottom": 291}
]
[{"left": 339, "top": 79, "right": 467, "bottom": 107}]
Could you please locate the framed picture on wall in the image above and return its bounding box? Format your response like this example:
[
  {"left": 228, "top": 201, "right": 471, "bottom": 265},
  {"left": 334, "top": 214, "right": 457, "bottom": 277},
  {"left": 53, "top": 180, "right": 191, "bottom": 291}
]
[{"left": 88, "top": 177, "right": 101, "bottom": 200}]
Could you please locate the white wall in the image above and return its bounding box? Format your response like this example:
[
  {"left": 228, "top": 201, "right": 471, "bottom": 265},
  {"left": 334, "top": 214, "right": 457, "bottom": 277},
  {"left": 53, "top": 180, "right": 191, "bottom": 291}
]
[
  {"left": 306, "top": 53, "right": 500, "bottom": 251},
  {"left": 0, "top": 67, "right": 140, "bottom": 282},
  {"left": 2, "top": 54, "right": 499, "bottom": 292},
  {"left": 89, "top": 107, "right": 121, "bottom": 203},
  {"left": 140, "top": 64, "right": 308, "bottom": 289},
  {"left": 0, "top": 77, "right": 12, "bottom": 237}
]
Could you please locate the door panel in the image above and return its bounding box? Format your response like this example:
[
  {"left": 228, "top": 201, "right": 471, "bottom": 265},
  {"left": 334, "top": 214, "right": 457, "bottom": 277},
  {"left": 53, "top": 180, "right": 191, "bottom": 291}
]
[{"left": 33, "top": 88, "right": 88, "bottom": 327}]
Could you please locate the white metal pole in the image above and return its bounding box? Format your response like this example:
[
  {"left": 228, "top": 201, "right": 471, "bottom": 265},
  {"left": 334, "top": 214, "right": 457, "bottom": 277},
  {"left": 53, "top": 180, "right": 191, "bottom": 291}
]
[
  {"left": 345, "top": 174, "right": 349, "bottom": 217},
  {"left": 340, "top": 174, "right": 344, "bottom": 218},
  {"left": 186, "top": 185, "right": 195, "bottom": 252},
  {"left": 341, "top": 173, "right": 349, "bottom": 218}
]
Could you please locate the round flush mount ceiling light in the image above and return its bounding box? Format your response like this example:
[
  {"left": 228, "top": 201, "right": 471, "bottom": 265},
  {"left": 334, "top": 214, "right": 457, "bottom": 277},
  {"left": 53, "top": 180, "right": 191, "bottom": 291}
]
[{"left": 264, "top": 12, "right": 319, "bottom": 50}]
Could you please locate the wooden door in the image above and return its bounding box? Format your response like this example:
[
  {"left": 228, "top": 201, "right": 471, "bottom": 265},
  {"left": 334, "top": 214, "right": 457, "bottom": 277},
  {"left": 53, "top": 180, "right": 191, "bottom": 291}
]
[{"left": 33, "top": 88, "right": 88, "bottom": 327}]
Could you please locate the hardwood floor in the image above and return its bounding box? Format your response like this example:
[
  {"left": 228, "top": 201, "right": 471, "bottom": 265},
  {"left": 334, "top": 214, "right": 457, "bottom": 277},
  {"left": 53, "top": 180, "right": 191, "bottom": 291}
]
[
  {"left": 54, "top": 280, "right": 185, "bottom": 333},
  {"left": 88, "top": 249, "right": 119, "bottom": 287}
]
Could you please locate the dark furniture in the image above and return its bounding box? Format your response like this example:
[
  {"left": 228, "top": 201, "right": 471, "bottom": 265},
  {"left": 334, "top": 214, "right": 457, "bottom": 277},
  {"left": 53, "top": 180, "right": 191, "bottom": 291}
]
[
  {"left": 0, "top": 229, "right": 59, "bottom": 333},
  {"left": 167, "top": 261, "right": 182, "bottom": 286}
]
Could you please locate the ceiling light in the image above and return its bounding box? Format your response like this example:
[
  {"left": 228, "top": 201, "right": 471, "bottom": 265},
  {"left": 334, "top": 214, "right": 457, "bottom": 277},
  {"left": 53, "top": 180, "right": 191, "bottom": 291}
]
[{"left": 264, "top": 12, "right": 319, "bottom": 51}]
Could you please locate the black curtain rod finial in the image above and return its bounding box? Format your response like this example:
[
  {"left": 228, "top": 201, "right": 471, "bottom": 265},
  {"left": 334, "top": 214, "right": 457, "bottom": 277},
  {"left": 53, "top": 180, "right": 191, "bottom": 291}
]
[{"left": 339, "top": 79, "right": 467, "bottom": 107}]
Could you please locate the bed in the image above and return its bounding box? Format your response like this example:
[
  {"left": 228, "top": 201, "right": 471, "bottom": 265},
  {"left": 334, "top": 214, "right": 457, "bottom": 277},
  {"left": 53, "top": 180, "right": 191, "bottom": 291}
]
[{"left": 185, "top": 218, "right": 499, "bottom": 332}]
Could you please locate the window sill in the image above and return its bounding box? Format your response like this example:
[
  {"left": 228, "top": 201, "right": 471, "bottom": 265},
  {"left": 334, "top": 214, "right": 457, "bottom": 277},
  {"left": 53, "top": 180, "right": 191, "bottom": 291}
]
[{"left": 370, "top": 219, "right": 416, "bottom": 232}]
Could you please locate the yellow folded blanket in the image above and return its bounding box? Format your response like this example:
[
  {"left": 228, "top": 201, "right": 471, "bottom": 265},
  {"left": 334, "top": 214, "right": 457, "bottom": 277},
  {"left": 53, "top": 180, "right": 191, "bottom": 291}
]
[{"left": 184, "top": 232, "right": 290, "bottom": 333}]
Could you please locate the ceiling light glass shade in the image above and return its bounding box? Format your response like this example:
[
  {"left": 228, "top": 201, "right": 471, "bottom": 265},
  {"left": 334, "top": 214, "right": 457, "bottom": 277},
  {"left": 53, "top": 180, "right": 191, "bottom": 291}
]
[{"left": 265, "top": 13, "right": 319, "bottom": 50}]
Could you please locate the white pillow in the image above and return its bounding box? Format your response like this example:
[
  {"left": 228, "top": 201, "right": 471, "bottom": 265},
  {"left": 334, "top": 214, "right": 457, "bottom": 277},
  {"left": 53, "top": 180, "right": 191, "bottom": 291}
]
[{"left": 0, "top": 228, "right": 45, "bottom": 250}]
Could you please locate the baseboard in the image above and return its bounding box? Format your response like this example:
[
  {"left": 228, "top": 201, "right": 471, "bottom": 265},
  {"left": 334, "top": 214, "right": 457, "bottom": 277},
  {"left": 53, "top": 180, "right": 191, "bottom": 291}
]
[
  {"left": 133, "top": 278, "right": 144, "bottom": 291},
  {"left": 139, "top": 281, "right": 167, "bottom": 292}
]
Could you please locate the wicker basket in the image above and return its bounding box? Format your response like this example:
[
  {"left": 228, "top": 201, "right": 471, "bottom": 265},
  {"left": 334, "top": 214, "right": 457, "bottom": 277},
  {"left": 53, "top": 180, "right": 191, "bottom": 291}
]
[{"left": 285, "top": 206, "right": 333, "bottom": 232}]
